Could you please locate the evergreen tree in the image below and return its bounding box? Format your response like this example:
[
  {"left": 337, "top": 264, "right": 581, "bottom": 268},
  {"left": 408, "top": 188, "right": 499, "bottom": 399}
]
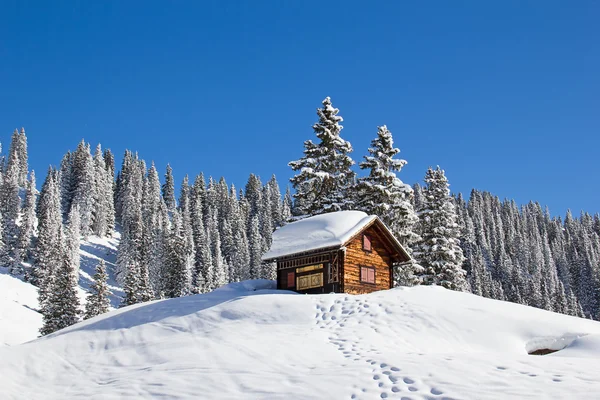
[
  {"left": 71, "top": 140, "right": 95, "bottom": 236},
  {"left": 34, "top": 169, "right": 63, "bottom": 306},
  {"left": 356, "top": 125, "right": 421, "bottom": 286},
  {"left": 84, "top": 259, "right": 112, "bottom": 319},
  {"left": 164, "top": 210, "right": 191, "bottom": 297},
  {"left": 58, "top": 151, "right": 74, "bottom": 216},
  {"left": 414, "top": 167, "right": 467, "bottom": 291},
  {"left": 289, "top": 97, "right": 356, "bottom": 217},
  {"left": 40, "top": 209, "right": 80, "bottom": 336},
  {"left": 162, "top": 164, "right": 176, "bottom": 211},
  {"left": 15, "top": 171, "right": 37, "bottom": 271},
  {"left": 1, "top": 147, "right": 21, "bottom": 269},
  {"left": 92, "top": 144, "right": 114, "bottom": 237}
]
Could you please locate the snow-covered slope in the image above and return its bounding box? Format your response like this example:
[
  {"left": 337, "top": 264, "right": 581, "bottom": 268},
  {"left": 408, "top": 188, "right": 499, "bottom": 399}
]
[
  {"left": 0, "top": 272, "right": 42, "bottom": 346},
  {"left": 0, "top": 234, "right": 122, "bottom": 347},
  {"left": 1, "top": 281, "right": 599, "bottom": 400}
]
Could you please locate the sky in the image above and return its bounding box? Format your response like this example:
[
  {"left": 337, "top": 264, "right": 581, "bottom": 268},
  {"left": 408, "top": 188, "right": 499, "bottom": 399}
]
[{"left": 0, "top": 1, "right": 598, "bottom": 217}]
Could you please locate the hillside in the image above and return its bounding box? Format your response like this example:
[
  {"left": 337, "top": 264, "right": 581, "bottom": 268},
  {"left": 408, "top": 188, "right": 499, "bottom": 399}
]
[
  {"left": 1, "top": 281, "right": 600, "bottom": 399},
  {"left": 0, "top": 234, "right": 123, "bottom": 347}
]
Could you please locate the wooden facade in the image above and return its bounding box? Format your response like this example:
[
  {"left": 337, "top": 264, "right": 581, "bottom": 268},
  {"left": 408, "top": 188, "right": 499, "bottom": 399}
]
[{"left": 268, "top": 218, "right": 410, "bottom": 295}]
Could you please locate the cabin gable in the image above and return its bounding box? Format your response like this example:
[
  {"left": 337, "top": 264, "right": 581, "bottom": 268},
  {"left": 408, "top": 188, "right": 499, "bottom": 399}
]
[{"left": 342, "top": 225, "right": 393, "bottom": 295}]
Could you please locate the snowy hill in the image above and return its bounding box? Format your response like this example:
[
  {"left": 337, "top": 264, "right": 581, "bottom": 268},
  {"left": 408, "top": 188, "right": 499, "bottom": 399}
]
[
  {"left": 1, "top": 281, "right": 600, "bottom": 399},
  {"left": 0, "top": 234, "right": 123, "bottom": 347}
]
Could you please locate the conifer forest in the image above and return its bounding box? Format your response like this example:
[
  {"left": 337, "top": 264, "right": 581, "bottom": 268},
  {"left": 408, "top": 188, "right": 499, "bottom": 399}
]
[{"left": 2, "top": 97, "right": 599, "bottom": 336}]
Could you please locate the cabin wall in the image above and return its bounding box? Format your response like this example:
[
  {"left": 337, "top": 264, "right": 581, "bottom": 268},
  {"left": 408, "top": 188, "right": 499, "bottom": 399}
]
[{"left": 343, "top": 226, "right": 392, "bottom": 294}]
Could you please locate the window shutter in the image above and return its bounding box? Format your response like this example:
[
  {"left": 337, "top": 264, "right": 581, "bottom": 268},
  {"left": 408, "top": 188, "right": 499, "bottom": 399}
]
[
  {"left": 368, "top": 268, "right": 375, "bottom": 284},
  {"left": 287, "top": 272, "right": 295, "bottom": 288},
  {"left": 363, "top": 235, "right": 372, "bottom": 251},
  {"left": 361, "top": 267, "right": 367, "bottom": 281}
]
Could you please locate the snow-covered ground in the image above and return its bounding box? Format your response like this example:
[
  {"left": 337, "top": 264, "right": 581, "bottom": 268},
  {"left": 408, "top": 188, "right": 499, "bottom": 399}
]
[
  {"left": 1, "top": 280, "right": 600, "bottom": 399},
  {"left": 0, "top": 233, "right": 123, "bottom": 347},
  {"left": 0, "top": 272, "right": 42, "bottom": 347}
]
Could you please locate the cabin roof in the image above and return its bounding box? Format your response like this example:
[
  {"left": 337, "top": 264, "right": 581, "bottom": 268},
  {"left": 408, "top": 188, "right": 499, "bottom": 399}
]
[{"left": 262, "top": 210, "right": 410, "bottom": 262}]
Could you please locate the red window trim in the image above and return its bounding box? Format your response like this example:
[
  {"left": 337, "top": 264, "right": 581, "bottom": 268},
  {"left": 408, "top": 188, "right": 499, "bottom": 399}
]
[{"left": 360, "top": 266, "right": 376, "bottom": 284}]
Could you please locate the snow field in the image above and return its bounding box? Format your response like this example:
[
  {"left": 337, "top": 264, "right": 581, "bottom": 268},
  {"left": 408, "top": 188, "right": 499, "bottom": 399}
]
[{"left": 1, "top": 281, "right": 600, "bottom": 399}]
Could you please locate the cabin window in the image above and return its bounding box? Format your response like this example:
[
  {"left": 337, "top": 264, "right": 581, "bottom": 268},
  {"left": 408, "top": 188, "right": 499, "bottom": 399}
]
[
  {"left": 362, "top": 235, "right": 372, "bottom": 252},
  {"left": 360, "top": 266, "right": 375, "bottom": 284},
  {"left": 287, "top": 272, "right": 295, "bottom": 288}
]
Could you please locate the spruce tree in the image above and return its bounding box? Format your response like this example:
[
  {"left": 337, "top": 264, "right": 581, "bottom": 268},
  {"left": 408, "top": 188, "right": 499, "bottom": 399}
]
[
  {"left": 414, "top": 167, "right": 468, "bottom": 291},
  {"left": 356, "top": 125, "right": 421, "bottom": 286},
  {"left": 289, "top": 97, "right": 356, "bottom": 217},
  {"left": 15, "top": 171, "right": 37, "bottom": 270},
  {"left": 34, "top": 169, "right": 63, "bottom": 304},
  {"left": 40, "top": 210, "right": 80, "bottom": 336},
  {"left": 71, "top": 140, "right": 95, "bottom": 237},
  {"left": 1, "top": 147, "right": 21, "bottom": 269},
  {"left": 162, "top": 164, "right": 176, "bottom": 211},
  {"left": 84, "top": 259, "right": 112, "bottom": 319}
]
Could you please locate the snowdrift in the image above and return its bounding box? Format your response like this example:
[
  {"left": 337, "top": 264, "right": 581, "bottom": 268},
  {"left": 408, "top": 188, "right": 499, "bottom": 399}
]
[{"left": 1, "top": 281, "right": 600, "bottom": 399}]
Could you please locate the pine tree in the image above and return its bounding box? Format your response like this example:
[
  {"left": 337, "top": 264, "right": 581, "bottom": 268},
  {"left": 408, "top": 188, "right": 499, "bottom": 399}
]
[
  {"left": 84, "top": 260, "right": 112, "bottom": 319},
  {"left": 289, "top": 97, "right": 356, "bottom": 217},
  {"left": 59, "top": 151, "right": 74, "bottom": 216},
  {"left": 248, "top": 214, "right": 263, "bottom": 279},
  {"left": 15, "top": 171, "right": 37, "bottom": 270},
  {"left": 34, "top": 169, "right": 63, "bottom": 305},
  {"left": 414, "top": 167, "right": 468, "bottom": 291},
  {"left": 71, "top": 140, "right": 95, "bottom": 237},
  {"left": 162, "top": 164, "right": 176, "bottom": 211},
  {"left": 356, "top": 125, "right": 421, "bottom": 286},
  {"left": 40, "top": 210, "right": 80, "bottom": 336},
  {"left": 1, "top": 146, "right": 21, "bottom": 270},
  {"left": 164, "top": 210, "right": 191, "bottom": 297},
  {"left": 92, "top": 144, "right": 114, "bottom": 237}
]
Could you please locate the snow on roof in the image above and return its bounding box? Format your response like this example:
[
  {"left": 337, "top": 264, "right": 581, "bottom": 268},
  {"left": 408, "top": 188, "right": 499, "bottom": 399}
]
[{"left": 262, "top": 211, "right": 376, "bottom": 260}]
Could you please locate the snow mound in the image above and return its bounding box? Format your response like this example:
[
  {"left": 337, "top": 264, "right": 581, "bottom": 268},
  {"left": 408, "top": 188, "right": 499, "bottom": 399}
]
[
  {"left": 262, "top": 210, "right": 375, "bottom": 260},
  {"left": 1, "top": 283, "right": 600, "bottom": 399}
]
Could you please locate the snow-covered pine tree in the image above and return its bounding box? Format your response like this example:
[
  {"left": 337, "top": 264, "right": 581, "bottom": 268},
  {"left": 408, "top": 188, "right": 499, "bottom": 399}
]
[
  {"left": 58, "top": 151, "right": 74, "bottom": 217},
  {"left": 7, "top": 128, "right": 28, "bottom": 187},
  {"left": 14, "top": 128, "right": 29, "bottom": 186},
  {"left": 356, "top": 125, "right": 421, "bottom": 286},
  {"left": 115, "top": 155, "right": 144, "bottom": 283},
  {"left": 71, "top": 140, "right": 95, "bottom": 237},
  {"left": 1, "top": 146, "right": 21, "bottom": 270},
  {"left": 414, "top": 167, "right": 468, "bottom": 291},
  {"left": 164, "top": 210, "right": 191, "bottom": 298},
  {"left": 282, "top": 186, "right": 293, "bottom": 224},
  {"left": 15, "top": 171, "right": 37, "bottom": 270},
  {"left": 248, "top": 214, "right": 262, "bottom": 279},
  {"left": 34, "top": 168, "right": 63, "bottom": 304},
  {"left": 206, "top": 205, "right": 228, "bottom": 288},
  {"left": 289, "top": 97, "right": 356, "bottom": 217},
  {"left": 179, "top": 175, "right": 196, "bottom": 282},
  {"left": 65, "top": 205, "right": 81, "bottom": 279},
  {"left": 266, "top": 175, "right": 283, "bottom": 228},
  {"left": 162, "top": 164, "right": 176, "bottom": 211},
  {"left": 84, "top": 259, "right": 112, "bottom": 319},
  {"left": 92, "top": 144, "right": 114, "bottom": 237},
  {"left": 120, "top": 262, "right": 140, "bottom": 307},
  {"left": 40, "top": 208, "right": 80, "bottom": 335},
  {"left": 190, "top": 174, "right": 209, "bottom": 293},
  {"left": 228, "top": 186, "right": 251, "bottom": 282}
]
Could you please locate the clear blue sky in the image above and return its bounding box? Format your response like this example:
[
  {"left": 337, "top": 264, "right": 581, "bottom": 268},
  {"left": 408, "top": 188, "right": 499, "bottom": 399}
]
[{"left": 1, "top": 1, "right": 598, "bottom": 217}]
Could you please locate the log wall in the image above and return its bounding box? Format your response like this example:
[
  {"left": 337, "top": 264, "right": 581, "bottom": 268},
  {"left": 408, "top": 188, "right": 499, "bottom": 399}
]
[{"left": 343, "top": 225, "right": 393, "bottom": 295}]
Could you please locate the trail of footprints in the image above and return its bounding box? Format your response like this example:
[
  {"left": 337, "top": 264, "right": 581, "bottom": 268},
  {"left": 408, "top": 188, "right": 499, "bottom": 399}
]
[{"left": 314, "top": 297, "right": 452, "bottom": 400}]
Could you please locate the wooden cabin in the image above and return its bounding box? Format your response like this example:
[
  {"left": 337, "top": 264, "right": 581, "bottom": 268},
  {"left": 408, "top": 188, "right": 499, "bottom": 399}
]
[{"left": 262, "top": 211, "right": 411, "bottom": 295}]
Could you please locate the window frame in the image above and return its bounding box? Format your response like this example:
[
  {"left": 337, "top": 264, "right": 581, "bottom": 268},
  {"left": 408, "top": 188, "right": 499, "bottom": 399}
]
[{"left": 360, "top": 266, "right": 376, "bottom": 285}]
